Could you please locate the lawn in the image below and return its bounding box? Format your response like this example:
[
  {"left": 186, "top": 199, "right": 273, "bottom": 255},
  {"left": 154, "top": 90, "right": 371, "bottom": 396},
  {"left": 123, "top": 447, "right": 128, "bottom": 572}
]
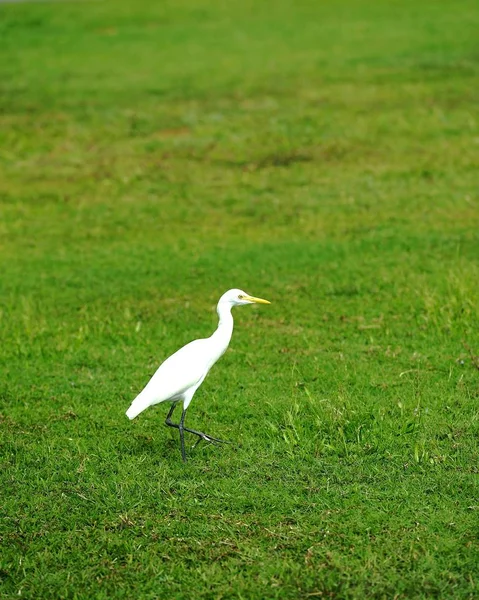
[{"left": 1, "top": 0, "right": 479, "bottom": 598}]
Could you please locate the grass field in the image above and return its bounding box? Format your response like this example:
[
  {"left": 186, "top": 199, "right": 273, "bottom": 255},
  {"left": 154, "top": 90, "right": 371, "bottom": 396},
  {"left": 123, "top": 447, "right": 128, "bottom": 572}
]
[{"left": 1, "top": 0, "right": 479, "bottom": 597}]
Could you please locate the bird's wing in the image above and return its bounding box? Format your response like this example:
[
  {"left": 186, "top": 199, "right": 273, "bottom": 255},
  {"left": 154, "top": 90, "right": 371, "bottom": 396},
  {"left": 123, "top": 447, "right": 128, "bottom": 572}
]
[{"left": 136, "top": 338, "right": 212, "bottom": 406}]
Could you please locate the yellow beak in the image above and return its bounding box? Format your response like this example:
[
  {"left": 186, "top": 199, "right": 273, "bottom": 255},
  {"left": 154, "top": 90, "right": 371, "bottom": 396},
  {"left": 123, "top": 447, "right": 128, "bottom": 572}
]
[{"left": 244, "top": 295, "right": 271, "bottom": 305}]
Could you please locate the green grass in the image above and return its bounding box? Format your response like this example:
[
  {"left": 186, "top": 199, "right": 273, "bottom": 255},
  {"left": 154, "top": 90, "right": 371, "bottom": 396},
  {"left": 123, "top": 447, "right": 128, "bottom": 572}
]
[{"left": 1, "top": 0, "right": 479, "bottom": 597}]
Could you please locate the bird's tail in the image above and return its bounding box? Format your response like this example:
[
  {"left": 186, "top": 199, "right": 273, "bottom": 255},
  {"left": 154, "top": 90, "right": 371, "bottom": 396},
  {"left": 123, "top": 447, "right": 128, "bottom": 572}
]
[{"left": 125, "top": 394, "right": 150, "bottom": 420}]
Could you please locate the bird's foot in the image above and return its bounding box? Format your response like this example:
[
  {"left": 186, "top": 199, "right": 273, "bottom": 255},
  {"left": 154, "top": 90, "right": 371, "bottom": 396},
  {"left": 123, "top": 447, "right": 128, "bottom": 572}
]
[{"left": 187, "top": 428, "right": 230, "bottom": 448}]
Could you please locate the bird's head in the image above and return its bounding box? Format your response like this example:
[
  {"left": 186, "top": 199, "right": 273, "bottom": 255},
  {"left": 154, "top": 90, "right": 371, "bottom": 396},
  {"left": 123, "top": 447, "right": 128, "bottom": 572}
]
[{"left": 219, "top": 288, "right": 271, "bottom": 307}]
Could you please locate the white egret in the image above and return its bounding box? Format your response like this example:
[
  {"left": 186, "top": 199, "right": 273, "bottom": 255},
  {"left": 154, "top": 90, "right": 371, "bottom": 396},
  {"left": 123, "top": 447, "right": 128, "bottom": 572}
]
[{"left": 125, "top": 289, "right": 270, "bottom": 461}]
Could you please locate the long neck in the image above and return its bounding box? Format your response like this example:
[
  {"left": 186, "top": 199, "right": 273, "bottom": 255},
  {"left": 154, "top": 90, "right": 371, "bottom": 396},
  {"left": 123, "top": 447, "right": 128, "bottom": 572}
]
[{"left": 210, "top": 301, "right": 234, "bottom": 357}]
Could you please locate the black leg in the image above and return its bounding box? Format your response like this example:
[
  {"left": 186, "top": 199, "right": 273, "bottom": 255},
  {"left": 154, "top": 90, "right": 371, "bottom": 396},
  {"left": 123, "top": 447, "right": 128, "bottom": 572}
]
[
  {"left": 165, "top": 402, "right": 178, "bottom": 426},
  {"left": 179, "top": 409, "right": 186, "bottom": 463},
  {"left": 164, "top": 403, "right": 186, "bottom": 462}
]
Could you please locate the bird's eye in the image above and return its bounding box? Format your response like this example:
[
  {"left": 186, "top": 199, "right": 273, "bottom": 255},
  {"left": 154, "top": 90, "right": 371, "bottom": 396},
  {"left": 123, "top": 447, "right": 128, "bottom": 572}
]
[{"left": 238, "top": 294, "right": 244, "bottom": 299}]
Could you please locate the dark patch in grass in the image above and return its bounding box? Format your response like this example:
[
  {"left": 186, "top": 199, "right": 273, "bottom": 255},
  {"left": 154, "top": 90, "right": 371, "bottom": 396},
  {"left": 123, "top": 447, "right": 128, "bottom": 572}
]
[
  {"left": 217, "top": 143, "right": 355, "bottom": 171},
  {"left": 219, "top": 151, "right": 313, "bottom": 171}
]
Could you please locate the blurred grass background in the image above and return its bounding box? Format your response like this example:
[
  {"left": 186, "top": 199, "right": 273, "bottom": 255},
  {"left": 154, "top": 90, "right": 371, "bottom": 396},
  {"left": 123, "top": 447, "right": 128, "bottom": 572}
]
[{"left": 1, "top": 0, "right": 479, "bottom": 598}]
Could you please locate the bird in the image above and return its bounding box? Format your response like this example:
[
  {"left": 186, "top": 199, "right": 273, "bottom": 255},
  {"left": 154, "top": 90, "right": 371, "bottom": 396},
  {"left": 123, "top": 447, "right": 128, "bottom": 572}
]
[{"left": 125, "top": 288, "right": 270, "bottom": 461}]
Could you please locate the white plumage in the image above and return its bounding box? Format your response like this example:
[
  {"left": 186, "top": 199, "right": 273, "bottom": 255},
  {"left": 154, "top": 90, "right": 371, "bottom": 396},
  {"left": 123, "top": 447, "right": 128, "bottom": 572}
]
[{"left": 125, "top": 288, "right": 270, "bottom": 461}]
